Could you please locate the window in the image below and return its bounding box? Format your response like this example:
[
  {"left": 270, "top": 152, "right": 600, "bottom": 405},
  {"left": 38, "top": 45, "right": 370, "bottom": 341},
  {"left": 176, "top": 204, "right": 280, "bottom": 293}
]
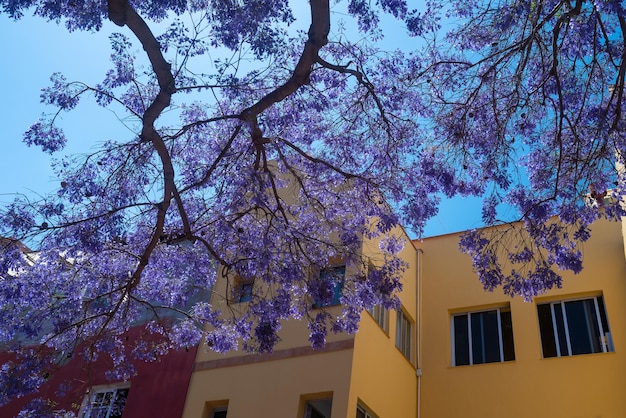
[
  {"left": 452, "top": 306, "right": 515, "bottom": 366},
  {"left": 313, "top": 265, "right": 345, "bottom": 308},
  {"left": 364, "top": 265, "right": 387, "bottom": 331},
  {"left": 81, "top": 386, "right": 129, "bottom": 418},
  {"left": 231, "top": 275, "right": 254, "bottom": 303},
  {"left": 395, "top": 308, "right": 413, "bottom": 361},
  {"left": 236, "top": 281, "right": 253, "bottom": 303},
  {"left": 204, "top": 400, "right": 228, "bottom": 418},
  {"left": 537, "top": 295, "right": 614, "bottom": 358},
  {"left": 367, "top": 304, "right": 388, "bottom": 332},
  {"left": 356, "top": 403, "right": 377, "bottom": 418},
  {"left": 304, "top": 398, "right": 333, "bottom": 418},
  {"left": 211, "top": 409, "right": 227, "bottom": 418}
]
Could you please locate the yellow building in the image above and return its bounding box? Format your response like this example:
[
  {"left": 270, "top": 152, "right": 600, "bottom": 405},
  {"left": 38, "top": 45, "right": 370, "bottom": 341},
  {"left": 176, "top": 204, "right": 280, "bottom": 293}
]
[
  {"left": 182, "top": 226, "right": 419, "bottom": 418},
  {"left": 182, "top": 217, "right": 625, "bottom": 418},
  {"left": 415, "top": 218, "right": 626, "bottom": 418}
]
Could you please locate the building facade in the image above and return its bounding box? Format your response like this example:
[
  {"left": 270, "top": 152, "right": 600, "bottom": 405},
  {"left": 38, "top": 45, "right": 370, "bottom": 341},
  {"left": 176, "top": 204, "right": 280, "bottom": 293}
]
[
  {"left": 0, "top": 325, "right": 197, "bottom": 417},
  {"left": 182, "top": 227, "right": 420, "bottom": 418},
  {"left": 184, "top": 218, "right": 626, "bottom": 418},
  {"left": 414, "top": 218, "right": 626, "bottom": 418},
  {"left": 2, "top": 219, "right": 625, "bottom": 417}
]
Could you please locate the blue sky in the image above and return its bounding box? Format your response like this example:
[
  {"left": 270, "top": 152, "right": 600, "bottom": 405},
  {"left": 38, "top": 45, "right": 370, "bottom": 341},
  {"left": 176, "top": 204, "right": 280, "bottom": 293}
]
[
  {"left": 0, "top": 15, "right": 119, "bottom": 195},
  {"left": 0, "top": 11, "right": 486, "bottom": 238}
]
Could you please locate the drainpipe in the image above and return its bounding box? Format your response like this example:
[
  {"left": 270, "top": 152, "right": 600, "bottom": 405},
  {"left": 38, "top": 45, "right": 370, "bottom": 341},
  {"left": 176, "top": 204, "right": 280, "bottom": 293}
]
[
  {"left": 622, "top": 216, "right": 626, "bottom": 259},
  {"left": 416, "top": 248, "right": 423, "bottom": 418}
]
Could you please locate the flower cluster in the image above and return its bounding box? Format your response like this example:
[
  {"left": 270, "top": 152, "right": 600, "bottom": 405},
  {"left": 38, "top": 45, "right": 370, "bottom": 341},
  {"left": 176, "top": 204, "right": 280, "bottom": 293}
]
[{"left": 3, "top": 0, "right": 626, "bottom": 412}]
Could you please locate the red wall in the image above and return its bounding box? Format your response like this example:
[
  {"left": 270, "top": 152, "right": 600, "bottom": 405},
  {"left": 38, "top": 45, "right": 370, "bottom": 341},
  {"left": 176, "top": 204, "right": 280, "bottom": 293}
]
[{"left": 0, "top": 326, "right": 197, "bottom": 417}]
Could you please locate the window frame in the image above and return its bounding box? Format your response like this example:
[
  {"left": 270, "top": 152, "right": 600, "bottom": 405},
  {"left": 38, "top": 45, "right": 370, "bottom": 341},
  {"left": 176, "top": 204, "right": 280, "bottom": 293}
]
[
  {"left": 79, "top": 384, "right": 130, "bottom": 418},
  {"left": 312, "top": 265, "right": 346, "bottom": 308},
  {"left": 211, "top": 408, "right": 228, "bottom": 418},
  {"left": 451, "top": 305, "right": 515, "bottom": 366},
  {"left": 230, "top": 275, "right": 254, "bottom": 304},
  {"left": 364, "top": 264, "right": 388, "bottom": 333},
  {"left": 537, "top": 294, "right": 613, "bottom": 358},
  {"left": 395, "top": 307, "right": 413, "bottom": 362},
  {"left": 236, "top": 280, "right": 254, "bottom": 303},
  {"left": 303, "top": 397, "right": 333, "bottom": 418},
  {"left": 356, "top": 403, "right": 378, "bottom": 418},
  {"left": 367, "top": 304, "right": 388, "bottom": 333},
  {"left": 204, "top": 400, "right": 229, "bottom": 418}
]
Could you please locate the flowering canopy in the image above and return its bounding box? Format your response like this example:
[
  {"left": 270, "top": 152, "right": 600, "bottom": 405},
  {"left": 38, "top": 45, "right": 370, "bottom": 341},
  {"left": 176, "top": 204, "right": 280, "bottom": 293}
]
[{"left": 1, "top": 0, "right": 625, "bottom": 408}]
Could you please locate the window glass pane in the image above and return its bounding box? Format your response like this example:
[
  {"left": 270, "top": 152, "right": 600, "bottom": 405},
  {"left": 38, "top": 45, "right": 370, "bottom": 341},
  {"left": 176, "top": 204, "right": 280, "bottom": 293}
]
[
  {"left": 368, "top": 304, "right": 387, "bottom": 331},
  {"left": 471, "top": 310, "right": 500, "bottom": 364},
  {"left": 403, "top": 314, "right": 411, "bottom": 356},
  {"left": 395, "top": 311, "right": 402, "bottom": 347},
  {"left": 381, "top": 307, "right": 386, "bottom": 327},
  {"left": 330, "top": 266, "right": 345, "bottom": 305},
  {"left": 314, "top": 266, "right": 345, "bottom": 307},
  {"left": 356, "top": 406, "right": 366, "bottom": 418},
  {"left": 565, "top": 299, "right": 601, "bottom": 355},
  {"left": 213, "top": 411, "right": 227, "bottom": 418},
  {"left": 357, "top": 404, "right": 377, "bottom": 418},
  {"left": 583, "top": 298, "right": 603, "bottom": 353},
  {"left": 237, "top": 282, "right": 253, "bottom": 303},
  {"left": 500, "top": 309, "right": 516, "bottom": 361},
  {"left": 453, "top": 315, "right": 470, "bottom": 366},
  {"left": 553, "top": 303, "right": 569, "bottom": 356},
  {"left": 86, "top": 388, "right": 128, "bottom": 418},
  {"left": 537, "top": 303, "right": 557, "bottom": 357},
  {"left": 597, "top": 296, "right": 609, "bottom": 331},
  {"left": 110, "top": 389, "right": 128, "bottom": 418},
  {"left": 396, "top": 310, "right": 412, "bottom": 360},
  {"left": 596, "top": 296, "right": 614, "bottom": 351},
  {"left": 305, "top": 398, "right": 332, "bottom": 418}
]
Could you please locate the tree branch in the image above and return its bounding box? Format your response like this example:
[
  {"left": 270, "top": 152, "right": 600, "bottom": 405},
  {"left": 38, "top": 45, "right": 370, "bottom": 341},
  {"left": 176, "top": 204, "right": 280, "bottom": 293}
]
[
  {"left": 107, "top": 0, "right": 178, "bottom": 287},
  {"left": 239, "top": 0, "right": 330, "bottom": 121}
]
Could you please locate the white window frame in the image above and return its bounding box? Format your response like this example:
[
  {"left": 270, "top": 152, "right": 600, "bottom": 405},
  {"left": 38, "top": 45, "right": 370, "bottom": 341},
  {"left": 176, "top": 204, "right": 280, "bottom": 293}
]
[
  {"left": 395, "top": 308, "right": 413, "bottom": 361},
  {"left": 538, "top": 295, "right": 613, "bottom": 357},
  {"left": 79, "top": 383, "right": 130, "bottom": 418},
  {"left": 451, "top": 306, "right": 514, "bottom": 366},
  {"left": 356, "top": 403, "right": 378, "bottom": 418},
  {"left": 367, "top": 304, "right": 388, "bottom": 333}
]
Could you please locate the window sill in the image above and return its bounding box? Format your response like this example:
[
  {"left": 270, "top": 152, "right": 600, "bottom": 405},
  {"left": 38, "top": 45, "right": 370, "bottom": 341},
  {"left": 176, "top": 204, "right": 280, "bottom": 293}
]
[
  {"left": 541, "top": 350, "right": 616, "bottom": 360},
  {"left": 450, "top": 360, "right": 516, "bottom": 368}
]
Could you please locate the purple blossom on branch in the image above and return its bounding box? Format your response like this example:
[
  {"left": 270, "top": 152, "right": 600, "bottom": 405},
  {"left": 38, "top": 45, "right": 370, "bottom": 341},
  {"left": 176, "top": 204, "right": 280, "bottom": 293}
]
[{"left": 1, "top": 0, "right": 625, "bottom": 411}]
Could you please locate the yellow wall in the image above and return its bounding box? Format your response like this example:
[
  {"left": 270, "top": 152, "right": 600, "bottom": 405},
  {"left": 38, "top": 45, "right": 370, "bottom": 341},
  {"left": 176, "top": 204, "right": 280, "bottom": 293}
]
[
  {"left": 347, "top": 310, "right": 417, "bottom": 418},
  {"left": 184, "top": 225, "right": 419, "bottom": 418},
  {"left": 196, "top": 263, "right": 354, "bottom": 365},
  {"left": 416, "top": 219, "right": 626, "bottom": 418},
  {"left": 347, "top": 226, "right": 419, "bottom": 418},
  {"left": 183, "top": 348, "right": 354, "bottom": 418},
  {"left": 187, "top": 273, "right": 356, "bottom": 417}
]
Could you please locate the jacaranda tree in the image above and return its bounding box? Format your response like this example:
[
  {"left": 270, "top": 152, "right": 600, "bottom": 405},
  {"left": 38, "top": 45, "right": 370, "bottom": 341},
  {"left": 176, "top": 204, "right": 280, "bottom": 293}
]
[{"left": 1, "top": 0, "right": 625, "bottom": 409}]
